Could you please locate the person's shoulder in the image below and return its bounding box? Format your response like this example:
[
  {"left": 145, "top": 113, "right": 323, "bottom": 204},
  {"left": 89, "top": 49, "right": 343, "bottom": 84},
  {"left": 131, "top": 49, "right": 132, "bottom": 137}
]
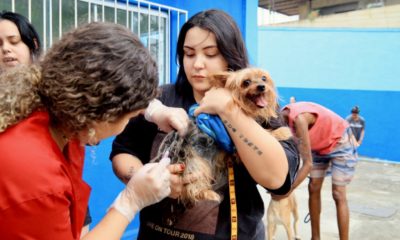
[{"left": 159, "top": 83, "right": 195, "bottom": 110}]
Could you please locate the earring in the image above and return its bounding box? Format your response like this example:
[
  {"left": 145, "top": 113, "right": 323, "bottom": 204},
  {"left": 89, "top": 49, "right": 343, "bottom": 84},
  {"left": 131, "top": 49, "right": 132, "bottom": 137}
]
[
  {"left": 88, "top": 128, "right": 97, "bottom": 145},
  {"left": 88, "top": 128, "right": 96, "bottom": 138}
]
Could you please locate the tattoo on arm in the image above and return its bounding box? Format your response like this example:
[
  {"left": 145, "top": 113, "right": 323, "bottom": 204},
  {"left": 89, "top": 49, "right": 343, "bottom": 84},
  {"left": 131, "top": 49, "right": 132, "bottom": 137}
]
[
  {"left": 223, "top": 119, "right": 263, "bottom": 155},
  {"left": 119, "top": 166, "right": 135, "bottom": 183}
]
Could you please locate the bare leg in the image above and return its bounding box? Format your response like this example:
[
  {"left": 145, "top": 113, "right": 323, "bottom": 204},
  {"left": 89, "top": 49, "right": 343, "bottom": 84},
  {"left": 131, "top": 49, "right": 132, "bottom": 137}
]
[
  {"left": 332, "top": 185, "right": 349, "bottom": 240},
  {"left": 308, "top": 178, "right": 324, "bottom": 240}
]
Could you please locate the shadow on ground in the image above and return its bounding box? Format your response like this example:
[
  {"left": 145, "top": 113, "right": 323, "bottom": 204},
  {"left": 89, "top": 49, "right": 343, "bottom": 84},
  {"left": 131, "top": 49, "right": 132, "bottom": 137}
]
[{"left": 259, "top": 158, "right": 400, "bottom": 240}]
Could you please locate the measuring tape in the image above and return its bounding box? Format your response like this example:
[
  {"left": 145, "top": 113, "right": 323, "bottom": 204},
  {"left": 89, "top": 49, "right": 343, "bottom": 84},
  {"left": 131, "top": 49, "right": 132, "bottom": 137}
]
[{"left": 227, "top": 159, "right": 238, "bottom": 240}]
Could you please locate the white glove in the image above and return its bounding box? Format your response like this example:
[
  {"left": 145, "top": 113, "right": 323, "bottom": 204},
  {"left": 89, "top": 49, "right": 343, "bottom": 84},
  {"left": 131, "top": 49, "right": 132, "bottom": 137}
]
[
  {"left": 110, "top": 154, "right": 171, "bottom": 222},
  {"left": 144, "top": 99, "right": 189, "bottom": 136}
]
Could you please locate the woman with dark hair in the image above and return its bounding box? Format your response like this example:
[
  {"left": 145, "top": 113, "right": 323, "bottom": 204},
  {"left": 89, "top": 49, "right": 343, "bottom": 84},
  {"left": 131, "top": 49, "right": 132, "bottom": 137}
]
[
  {"left": 0, "top": 11, "right": 42, "bottom": 72},
  {"left": 0, "top": 22, "right": 174, "bottom": 240},
  {"left": 111, "top": 9, "right": 299, "bottom": 239}
]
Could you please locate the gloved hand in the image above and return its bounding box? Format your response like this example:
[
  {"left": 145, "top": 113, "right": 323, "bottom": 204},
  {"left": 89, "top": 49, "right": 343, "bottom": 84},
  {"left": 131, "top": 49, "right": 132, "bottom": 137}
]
[
  {"left": 110, "top": 153, "right": 171, "bottom": 222},
  {"left": 144, "top": 99, "right": 189, "bottom": 136}
]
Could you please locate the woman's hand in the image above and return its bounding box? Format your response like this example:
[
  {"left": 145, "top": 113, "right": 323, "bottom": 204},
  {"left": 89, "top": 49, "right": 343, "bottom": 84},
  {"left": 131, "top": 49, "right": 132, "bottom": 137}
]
[
  {"left": 145, "top": 99, "right": 189, "bottom": 136},
  {"left": 194, "top": 87, "right": 233, "bottom": 116},
  {"left": 167, "top": 163, "right": 200, "bottom": 199},
  {"left": 110, "top": 156, "right": 171, "bottom": 222},
  {"left": 167, "top": 163, "right": 185, "bottom": 199}
]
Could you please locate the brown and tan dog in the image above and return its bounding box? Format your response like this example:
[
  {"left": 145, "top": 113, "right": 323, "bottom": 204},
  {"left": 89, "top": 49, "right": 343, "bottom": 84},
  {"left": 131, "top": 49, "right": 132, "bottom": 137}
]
[
  {"left": 266, "top": 192, "right": 300, "bottom": 240},
  {"left": 209, "top": 67, "right": 292, "bottom": 141}
]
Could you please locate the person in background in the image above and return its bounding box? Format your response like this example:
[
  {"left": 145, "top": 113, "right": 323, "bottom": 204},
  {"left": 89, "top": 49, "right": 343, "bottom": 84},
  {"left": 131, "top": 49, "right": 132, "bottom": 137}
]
[
  {"left": 290, "top": 96, "right": 296, "bottom": 103},
  {"left": 0, "top": 22, "right": 182, "bottom": 240},
  {"left": 281, "top": 101, "right": 358, "bottom": 240},
  {"left": 0, "top": 11, "right": 42, "bottom": 72},
  {"left": 346, "top": 106, "right": 365, "bottom": 147},
  {"left": 111, "top": 9, "right": 299, "bottom": 239}
]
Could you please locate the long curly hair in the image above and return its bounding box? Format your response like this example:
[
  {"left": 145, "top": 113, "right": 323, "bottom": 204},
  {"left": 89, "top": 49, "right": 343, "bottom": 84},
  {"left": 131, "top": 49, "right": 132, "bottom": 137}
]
[{"left": 0, "top": 22, "right": 159, "bottom": 134}]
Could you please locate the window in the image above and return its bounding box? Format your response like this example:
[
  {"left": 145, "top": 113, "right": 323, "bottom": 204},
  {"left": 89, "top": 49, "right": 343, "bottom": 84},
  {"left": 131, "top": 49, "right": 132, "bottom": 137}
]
[{"left": 1, "top": 0, "right": 187, "bottom": 84}]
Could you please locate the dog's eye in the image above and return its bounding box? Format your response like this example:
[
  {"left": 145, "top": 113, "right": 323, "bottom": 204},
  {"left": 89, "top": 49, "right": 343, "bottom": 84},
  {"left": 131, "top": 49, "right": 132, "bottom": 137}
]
[
  {"left": 242, "top": 79, "right": 251, "bottom": 87},
  {"left": 261, "top": 76, "right": 267, "bottom": 82}
]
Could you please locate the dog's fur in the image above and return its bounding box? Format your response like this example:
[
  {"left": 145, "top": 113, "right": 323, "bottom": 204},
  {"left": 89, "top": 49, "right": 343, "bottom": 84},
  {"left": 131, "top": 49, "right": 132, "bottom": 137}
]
[
  {"left": 266, "top": 193, "right": 300, "bottom": 240},
  {"left": 209, "top": 67, "right": 292, "bottom": 141},
  {"left": 152, "top": 68, "right": 293, "bottom": 211},
  {"left": 152, "top": 121, "right": 226, "bottom": 208}
]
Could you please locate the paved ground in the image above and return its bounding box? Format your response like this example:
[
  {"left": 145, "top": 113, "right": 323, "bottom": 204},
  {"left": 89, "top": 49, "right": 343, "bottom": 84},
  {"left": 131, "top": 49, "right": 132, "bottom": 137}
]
[{"left": 259, "top": 158, "right": 400, "bottom": 240}]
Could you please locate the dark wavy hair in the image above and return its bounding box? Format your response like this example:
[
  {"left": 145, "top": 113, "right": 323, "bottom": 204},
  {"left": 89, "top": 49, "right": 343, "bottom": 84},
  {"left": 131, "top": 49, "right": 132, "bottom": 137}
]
[
  {"left": 0, "top": 11, "right": 42, "bottom": 61},
  {"left": 175, "top": 9, "right": 249, "bottom": 99},
  {"left": 39, "top": 22, "right": 158, "bottom": 133}
]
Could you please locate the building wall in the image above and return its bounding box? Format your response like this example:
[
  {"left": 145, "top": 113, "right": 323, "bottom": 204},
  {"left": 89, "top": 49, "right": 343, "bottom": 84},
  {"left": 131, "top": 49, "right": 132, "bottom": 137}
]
[
  {"left": 151, "top": 0, "right": 259, "bottom": 70},
  {"left": 258, "top": 26, "right": 400, "bottom": 162},
  {"left": 271, "top": 4, "right": 400, "bottom": 28}
]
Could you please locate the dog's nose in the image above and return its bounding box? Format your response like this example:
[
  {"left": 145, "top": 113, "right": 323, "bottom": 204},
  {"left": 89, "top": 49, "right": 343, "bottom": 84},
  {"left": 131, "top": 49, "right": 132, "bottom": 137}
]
[{"left": 257, "top": 85, "right": 265, "bottom": 92}]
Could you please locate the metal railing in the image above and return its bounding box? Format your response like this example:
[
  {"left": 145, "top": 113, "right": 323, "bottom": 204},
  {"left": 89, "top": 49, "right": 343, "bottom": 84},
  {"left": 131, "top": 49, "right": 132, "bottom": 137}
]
[{"left": 2, "top": 0, "right": 188, "bottom": 84}]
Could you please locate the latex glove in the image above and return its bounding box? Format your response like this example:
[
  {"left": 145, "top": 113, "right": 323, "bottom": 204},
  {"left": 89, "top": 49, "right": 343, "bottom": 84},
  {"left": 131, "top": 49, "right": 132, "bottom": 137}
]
[
  {"left": 110, "top": 153, "right": 171, "bottom": 222},
  {"left": 144, "top": 99, "right": 189, "bottom": 136}
]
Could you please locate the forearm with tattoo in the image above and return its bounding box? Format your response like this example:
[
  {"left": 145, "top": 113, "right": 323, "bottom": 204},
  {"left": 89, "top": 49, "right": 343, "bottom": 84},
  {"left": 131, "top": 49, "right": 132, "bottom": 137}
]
[{"left": 222, "top": 119, "right": 263, "bottom": 156}]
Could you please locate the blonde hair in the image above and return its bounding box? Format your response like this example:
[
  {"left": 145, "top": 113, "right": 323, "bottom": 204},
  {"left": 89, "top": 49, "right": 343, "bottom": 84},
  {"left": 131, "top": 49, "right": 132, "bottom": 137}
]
[{"left": 0, "top": 65, "right": 42, "bottom": 132}]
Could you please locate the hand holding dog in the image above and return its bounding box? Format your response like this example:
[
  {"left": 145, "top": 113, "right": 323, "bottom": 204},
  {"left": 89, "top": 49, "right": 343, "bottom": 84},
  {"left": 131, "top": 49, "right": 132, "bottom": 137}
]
[
  {"left": 167, "top": 163, "right": 201, "bottom": 199},
  {"left": 194, "top": 87, "right": 233, "bottom": 116}
]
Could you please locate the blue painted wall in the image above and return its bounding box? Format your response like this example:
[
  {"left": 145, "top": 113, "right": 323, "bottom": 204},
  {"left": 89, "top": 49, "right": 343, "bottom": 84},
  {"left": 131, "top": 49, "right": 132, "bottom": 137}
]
[
  {"left": 258, "top": 27, "right": 400, "bottom": 162},
  {"left": 83, "top": 1, "right": 258, "bottom": 238}
]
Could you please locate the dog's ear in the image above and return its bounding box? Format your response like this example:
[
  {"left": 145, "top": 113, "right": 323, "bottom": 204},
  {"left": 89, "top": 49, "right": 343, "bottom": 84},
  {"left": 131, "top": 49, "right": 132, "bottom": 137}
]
[
  {"left": 264, "top": 72, "right": 279, "bottom": 119},
  {"left": 209, "top": 72, "right": 230, "bottom": 88}
]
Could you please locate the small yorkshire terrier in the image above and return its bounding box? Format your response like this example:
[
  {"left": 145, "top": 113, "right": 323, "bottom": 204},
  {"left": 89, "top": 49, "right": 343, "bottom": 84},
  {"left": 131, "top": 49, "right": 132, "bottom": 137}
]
[
  {"left": 151, "top": 68, "right": 292, "bottom": 212},
  {"left": 209, "top": 67, "right": 292, "bottom": 141}
]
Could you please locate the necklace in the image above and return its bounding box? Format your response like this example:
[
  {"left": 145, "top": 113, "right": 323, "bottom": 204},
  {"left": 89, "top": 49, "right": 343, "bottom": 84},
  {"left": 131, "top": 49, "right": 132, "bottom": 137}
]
[{"left": 49, "top": 126, "right": 69, "bottom": 150}]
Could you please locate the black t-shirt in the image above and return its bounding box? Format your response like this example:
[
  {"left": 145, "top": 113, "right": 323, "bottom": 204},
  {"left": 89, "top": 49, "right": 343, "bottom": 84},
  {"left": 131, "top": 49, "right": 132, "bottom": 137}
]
[{"left": 110, "top": 84, "right": 299, "bottom": 240}]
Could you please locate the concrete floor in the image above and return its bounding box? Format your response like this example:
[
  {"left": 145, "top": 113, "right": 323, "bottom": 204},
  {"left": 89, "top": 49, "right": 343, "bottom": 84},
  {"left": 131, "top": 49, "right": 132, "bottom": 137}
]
[{"left": 259, "top": 159, "right": 400, "bottom": 240}]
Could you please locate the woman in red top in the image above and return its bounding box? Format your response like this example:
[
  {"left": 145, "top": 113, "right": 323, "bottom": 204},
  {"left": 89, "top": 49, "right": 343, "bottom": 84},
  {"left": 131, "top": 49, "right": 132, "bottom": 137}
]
[{"left": 0, "top": 22, "right": 175, "bottom": 240}]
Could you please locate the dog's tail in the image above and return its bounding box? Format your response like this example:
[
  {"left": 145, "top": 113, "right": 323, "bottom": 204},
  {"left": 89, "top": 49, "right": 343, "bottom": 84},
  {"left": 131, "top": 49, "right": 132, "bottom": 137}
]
[{"left": 269, "top": 126, "right": 292, "bottom": 141}]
